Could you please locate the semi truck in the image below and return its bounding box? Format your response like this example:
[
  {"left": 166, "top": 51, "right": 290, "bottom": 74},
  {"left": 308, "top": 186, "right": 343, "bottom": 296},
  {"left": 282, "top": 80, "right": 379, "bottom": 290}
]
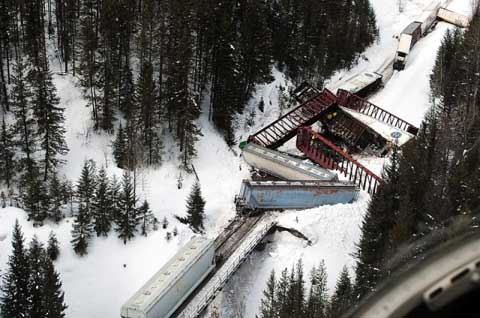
[
  {"left": 393, "top": 22, "right": 423, "bottom": 71},
  {"left": 235, "top": 180, "right": 359, "bottom": 213},
  {"left": 121, "top": 237, "right": 215, "bottom": 318}
]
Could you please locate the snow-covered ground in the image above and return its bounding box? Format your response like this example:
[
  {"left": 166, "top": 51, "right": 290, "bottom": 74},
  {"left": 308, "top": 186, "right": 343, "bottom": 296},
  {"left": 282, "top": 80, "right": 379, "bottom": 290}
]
[{"left": 0, "top": 1, "right": 474, "bottom": 318}]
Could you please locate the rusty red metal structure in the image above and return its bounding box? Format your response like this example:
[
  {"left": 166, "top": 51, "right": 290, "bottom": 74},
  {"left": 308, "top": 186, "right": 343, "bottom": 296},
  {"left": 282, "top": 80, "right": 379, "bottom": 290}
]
[
  {"left": 248, "top": 89, "right": 336, "bottom": 149},
  {"left": 336, "top": 89, "right": 419, "bottom": 135},
  {"left": 321, "top": 110, "right": 370, "bottom": 149},
  {"left": 296, "top": 126, "right": 382, "bottom": 194}
]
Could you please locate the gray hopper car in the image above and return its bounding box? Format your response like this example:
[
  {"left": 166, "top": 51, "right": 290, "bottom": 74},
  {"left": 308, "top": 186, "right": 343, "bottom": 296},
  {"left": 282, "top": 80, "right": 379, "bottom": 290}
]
[
  {"left": 235, "top": 179, "right": 359, "bottom": 213},
  {"left": 121, "top": 237, "right": 215, "bottom": 318}
]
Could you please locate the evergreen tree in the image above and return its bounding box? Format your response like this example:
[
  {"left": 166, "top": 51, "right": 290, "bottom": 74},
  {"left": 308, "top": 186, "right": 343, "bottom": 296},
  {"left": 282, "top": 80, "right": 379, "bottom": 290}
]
[
  {"left": 29, "top": 60, "right": 68, "bottom": 181},
  {"left": 115, "top": 171, "right": 138, "bottom": 243},
  {"left": 71, "top": 203, "right": 94, "bottom": 256},
  {"left": 0, "top": 119, "right": 15, "bottom": 188},
  {"left": 306, "top": 261, "right": 328, "bottom": 318},
  {"left": 134, "top": 62, "right": 163, "bottom": 166},
  {"left": 113, "top": 123, "right": 127, "bottom": 169},
  {"left": 42, "top": 255, "right": 67, "bottom": 318},
  {"left": 258, "top": 270, "right": 277, "bottom": 318},
  {"left": 20, "top": 163, "right": 48, "bottom": 225},
  {"left": 109, "top": 175, "right": 122, "bottom": 223},
  {"left": 276, "top": 268, "right": 290, "bottom": 318},
  {"left": 138, "top": 200, "right": 154, "bottom": 236},
  {"left": 11, "top": 57, "right": 36, "bottom": 173},
  {"left": 47, "top": 231, "right": 60, "bottom": 261},
  {"left": 92, "top": 167, "right": 113, "bottom": 236},
  {"left": 76, "top": 160, "right": 97, "bottom": 214},
  {"left": 0, "top": 221, "right": 30, "bottom": 318},
  {"left": 28, "top": 236, "right": 47, "bottom": 318},
  {"left": 178, "top": 181, "right": 206, "bottom": 233},
  {"left": 328, "top": 266, "right": 353, "bottom": 318},
  {"left": 49, "top": 173, "right": 65, "bottom": 223},
  {"left": 354, "top": 146, "right": 401, "bottom": 299}
]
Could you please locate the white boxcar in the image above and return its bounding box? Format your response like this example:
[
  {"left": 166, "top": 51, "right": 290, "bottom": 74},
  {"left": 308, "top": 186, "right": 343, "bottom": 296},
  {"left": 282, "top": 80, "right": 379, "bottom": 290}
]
[
  {"left": 121, "top": 237, "right": 215, "bottom": 318},
  {"left": 242, "top": 143, "right": 337, "bottom": 181},
  {"left": 336, "top": 72, "right": 383, "bottom": 98},
  {"left": 437, "top": 8, "right": 470, "bottom": 28}
]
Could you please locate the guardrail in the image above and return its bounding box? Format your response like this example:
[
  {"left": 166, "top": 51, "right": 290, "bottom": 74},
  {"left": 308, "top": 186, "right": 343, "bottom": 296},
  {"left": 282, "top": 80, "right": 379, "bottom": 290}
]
[{"left": 177, "top": 221, "right": 277, "bottom": 318}]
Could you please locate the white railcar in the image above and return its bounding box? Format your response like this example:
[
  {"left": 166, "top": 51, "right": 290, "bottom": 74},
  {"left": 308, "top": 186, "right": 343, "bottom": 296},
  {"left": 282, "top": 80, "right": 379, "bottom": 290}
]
[
  {"left": 241, "top": 143, "right": 337, "bottom": 182},
  {"left": 336, "top": 72, "right": 383, "bottom": 98},
  {"left": 121, "top": 237, "right": 215, "bottom": 318},
  {"left": 437, "top": 8, "right": 470, "bottom": 28}
]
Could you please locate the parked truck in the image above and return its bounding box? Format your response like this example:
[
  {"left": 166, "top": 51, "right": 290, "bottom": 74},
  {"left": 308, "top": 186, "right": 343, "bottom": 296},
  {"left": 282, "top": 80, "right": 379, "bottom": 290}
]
[
  {"left": 241, "top": 142, "right": 337, "bottom": 182},
  {"left": 121, "top": 237, "right": 215, "bottom": 318},
  {"left": 393, "top": 22, "right": 423, "bottom": 71},
  {"left": 235, "top": 180, "right": 358, "bottom": 213}
]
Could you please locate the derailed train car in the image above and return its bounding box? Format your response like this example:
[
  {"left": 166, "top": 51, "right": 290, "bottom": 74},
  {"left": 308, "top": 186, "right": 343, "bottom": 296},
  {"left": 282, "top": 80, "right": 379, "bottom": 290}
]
[
  {"left": 241, "top": 142, "right": 338, "bottom": 182},
  {"left": 121, "top": 237, "right": 215, "bottom": 318},
  {"left": 235, "top": 180, "right": 359, "bottom": 213}
]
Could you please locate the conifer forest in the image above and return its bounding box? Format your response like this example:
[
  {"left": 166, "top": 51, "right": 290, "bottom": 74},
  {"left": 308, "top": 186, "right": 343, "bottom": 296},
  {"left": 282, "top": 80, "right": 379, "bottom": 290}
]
[{"left": 0, "top": 0, "right": 479, "bottom": 317}]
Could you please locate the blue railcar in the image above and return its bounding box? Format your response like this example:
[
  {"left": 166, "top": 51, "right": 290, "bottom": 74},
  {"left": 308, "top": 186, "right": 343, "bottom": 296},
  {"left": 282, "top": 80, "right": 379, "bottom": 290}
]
[{"left": 235, "top": 180, "right": 359, "bottom": 213}]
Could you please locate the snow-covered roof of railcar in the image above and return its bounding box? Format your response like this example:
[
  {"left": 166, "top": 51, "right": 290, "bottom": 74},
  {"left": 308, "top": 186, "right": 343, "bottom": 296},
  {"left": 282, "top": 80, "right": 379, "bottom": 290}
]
[
  {"left": 437, "top": 8, "right": 470, "bottom": 28},
  {"left": 244, "top": 180, "right": 356, "bottom": 188},
  {"left": 122, "top": 236, "right": 214, "bottom": 314},
  {"left": 243, "top": 143, "right": 336, "bottom": 181},
  {"left": 336, "top": 72, "right": 382, "bottom": 95}
]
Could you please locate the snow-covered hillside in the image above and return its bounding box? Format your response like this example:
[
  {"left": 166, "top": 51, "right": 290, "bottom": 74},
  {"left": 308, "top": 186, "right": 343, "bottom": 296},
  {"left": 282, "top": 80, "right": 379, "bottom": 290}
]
[{"left": 0, "top": 1, "right": 474, "bottom": 318}]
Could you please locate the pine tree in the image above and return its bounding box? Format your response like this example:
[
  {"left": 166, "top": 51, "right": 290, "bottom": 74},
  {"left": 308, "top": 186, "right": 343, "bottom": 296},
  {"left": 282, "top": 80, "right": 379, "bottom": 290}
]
[
  {"left": 71, "top": 203, "right": 94, "bottom": 256},
  {"left": 306, "top": 261, "right": 328, "bottom": 318},
  {"left": 20, "top": 163, "right": 47, "bottom": 225},
  {"left": 134, "top": 62, "right": 163, "bottom": 166},
  {"left": 276, "top": 268, "right": 290, "bottom": 318},
  {"left": 49, "top": 173, "right": 65, "bottom": 223},
  {"left": 76, "top": 160, "right": 97, "bottom": 214},
  {"left": 180, "top": 181, "right": 206, "bottom": 233},
  {"left": 115, "top": 171, "right": 138, "bottom": 243},
  {"left": 42, "top": 255, "right": 67, "bottom": 318},
  {"left": 138, "top": 200, "right": 154, "bottom": 236},
  {"left": 109, "top": 175, "right": 122, "bottom": 223},
  {"left": 354, "top": 145, "right": 401, "bottom": 299},
  {"left": 328, "top": 266, "right": 353, "bottom": 318},
  {"left": 113, "top": 123, "right": 127, "bottom": 169},
  {"left": 0, "top": 118, "right": 15, "bottom": 188},
  {"left": 11, "top": 57, "right": 36, "bottom": 173},
  {"left": 47, "top": 231, "right": 60, "bottom": 261},
  {"left": 0, "top": 221, "right": 30, "bottom": 318},
  {"left": 258, "top": 270, "right": 277, "bottom": 318},
  {"left": 92, "top": 167, "right": 113, "bottom": 236},
  {"left": 78, "top": 0, "right": 101, "bottom": 129},
  {"left": 28, "top": 236, "right": 47, "bottom": 318},
  {"left": 29, "top": 60, "right": 68, "bottom": 181}
]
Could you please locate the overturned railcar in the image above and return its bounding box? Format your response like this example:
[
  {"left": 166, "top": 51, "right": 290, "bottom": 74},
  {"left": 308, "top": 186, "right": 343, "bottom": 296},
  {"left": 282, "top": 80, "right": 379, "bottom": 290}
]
[
  {"left": 121, "top": 237, "right": 215, "bottom": 318},
  {"left": 235, "top": 179, "right": 359, "bottom": 213},
  {"left": 241, "top": 142, "right": 338, "bottom": 182}
]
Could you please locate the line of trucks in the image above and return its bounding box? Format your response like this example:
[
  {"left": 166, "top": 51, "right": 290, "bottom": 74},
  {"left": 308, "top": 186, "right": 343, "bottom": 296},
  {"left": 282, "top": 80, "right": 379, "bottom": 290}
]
[{"left": 394, "top": 3, "right": 469, "bottom": 70}]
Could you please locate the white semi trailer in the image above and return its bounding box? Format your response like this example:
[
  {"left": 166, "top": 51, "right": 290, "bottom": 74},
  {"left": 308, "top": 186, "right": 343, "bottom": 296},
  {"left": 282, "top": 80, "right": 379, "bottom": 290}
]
[
  {"left": 241, "top": 142, "right": 337, "bottom": 182},
  {"left": 121, "top": 237, "right": 215, "bottom": 318}
]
